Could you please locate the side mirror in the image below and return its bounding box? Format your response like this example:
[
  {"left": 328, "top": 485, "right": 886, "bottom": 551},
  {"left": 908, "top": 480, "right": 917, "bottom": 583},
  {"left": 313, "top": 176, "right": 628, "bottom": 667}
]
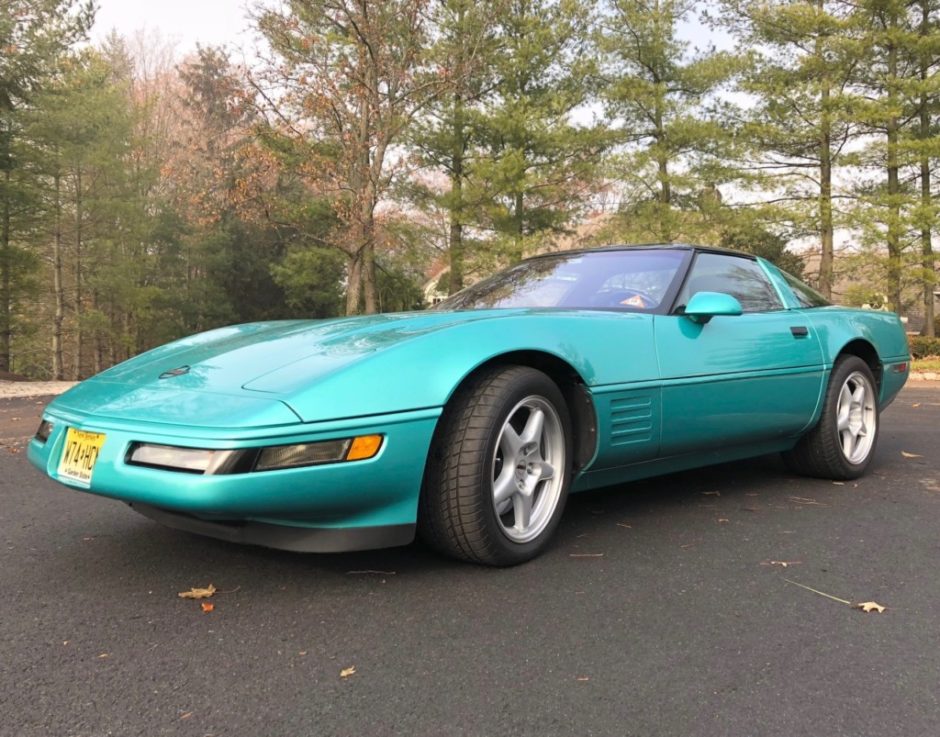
[{"left": 683, "top": 291, "right": 743, "bottom": 324}]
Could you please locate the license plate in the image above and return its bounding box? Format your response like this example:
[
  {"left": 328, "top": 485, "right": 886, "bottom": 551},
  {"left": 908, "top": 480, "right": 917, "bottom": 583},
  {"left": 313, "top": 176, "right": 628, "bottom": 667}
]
[{"left": 58, "top": 428, "right": 107, "bottom": 486}]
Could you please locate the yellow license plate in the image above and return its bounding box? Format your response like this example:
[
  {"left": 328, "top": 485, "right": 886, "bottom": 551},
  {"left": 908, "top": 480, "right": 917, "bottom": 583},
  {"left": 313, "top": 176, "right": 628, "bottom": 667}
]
[{"left": 58, "top": 428, "right": 107, "bottom": 486}]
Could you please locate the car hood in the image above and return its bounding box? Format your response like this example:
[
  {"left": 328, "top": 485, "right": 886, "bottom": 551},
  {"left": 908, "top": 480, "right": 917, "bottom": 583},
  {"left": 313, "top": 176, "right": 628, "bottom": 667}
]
[{"left": 49, "top": 311, "right": 531, "bottom": 427}]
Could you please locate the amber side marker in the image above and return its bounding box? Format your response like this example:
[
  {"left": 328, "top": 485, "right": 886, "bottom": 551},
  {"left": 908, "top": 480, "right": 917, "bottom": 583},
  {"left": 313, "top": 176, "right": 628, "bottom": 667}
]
[{"left": 346, "top": 435, "right": 383, "bottom": 461}]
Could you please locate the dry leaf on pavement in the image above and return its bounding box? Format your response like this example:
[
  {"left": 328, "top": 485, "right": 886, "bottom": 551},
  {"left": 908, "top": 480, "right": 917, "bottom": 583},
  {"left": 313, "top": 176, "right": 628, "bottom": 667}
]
[
  {"left": 901, "top": 451, "right": 923, "bottom": 459},
  {"left": 856, "top": 601, "right": 886, "bottom": 613},
  {"left": 200, "top": 602, "right": 215, "bottom": 613},
  {"left": 762, "top": 560, "right": 802, "bottom": 568},
  {"left": 340, "top": 666, "right": 357, "bottom": 678},
  {"left": 178, "top": 584, "right": 216, "bottom": 599}
]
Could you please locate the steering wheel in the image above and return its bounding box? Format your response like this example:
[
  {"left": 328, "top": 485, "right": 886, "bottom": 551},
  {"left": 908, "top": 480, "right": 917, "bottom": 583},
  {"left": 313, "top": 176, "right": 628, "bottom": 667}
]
[{"left": 591, "top": 288, "right": 658, "bottom": 309}]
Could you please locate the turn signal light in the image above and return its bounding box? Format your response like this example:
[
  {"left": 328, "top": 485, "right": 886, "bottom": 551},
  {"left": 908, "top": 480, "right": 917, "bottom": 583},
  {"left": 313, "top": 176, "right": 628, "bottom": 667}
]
[{"left": 346, "top": 435, "right": 383, "bottom": 461}]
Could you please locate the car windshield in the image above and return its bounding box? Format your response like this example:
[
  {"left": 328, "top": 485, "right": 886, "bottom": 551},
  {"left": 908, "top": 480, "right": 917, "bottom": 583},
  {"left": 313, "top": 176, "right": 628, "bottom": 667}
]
[{"left": 436, "top": 249, "right": 687, "bottom": 312}]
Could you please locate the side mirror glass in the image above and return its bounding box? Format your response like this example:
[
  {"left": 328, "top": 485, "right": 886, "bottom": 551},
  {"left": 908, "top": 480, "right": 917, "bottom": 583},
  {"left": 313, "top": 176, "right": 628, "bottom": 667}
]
[{"left": 683, "top": 291, "right": 743, "bottom": 324}]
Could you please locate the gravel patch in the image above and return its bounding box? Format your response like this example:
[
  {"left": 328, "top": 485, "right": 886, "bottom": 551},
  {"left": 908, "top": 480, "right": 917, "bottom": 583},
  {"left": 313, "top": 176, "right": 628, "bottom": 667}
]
[{"left": 0, "top": 381, "right": 77, "bottom": 398}]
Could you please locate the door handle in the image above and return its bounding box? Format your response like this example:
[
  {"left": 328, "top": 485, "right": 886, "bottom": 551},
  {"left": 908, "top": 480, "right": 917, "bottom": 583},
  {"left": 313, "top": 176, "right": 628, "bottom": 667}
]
[{"left": 790, "top": 326, "right": 809, "bottom": 338}]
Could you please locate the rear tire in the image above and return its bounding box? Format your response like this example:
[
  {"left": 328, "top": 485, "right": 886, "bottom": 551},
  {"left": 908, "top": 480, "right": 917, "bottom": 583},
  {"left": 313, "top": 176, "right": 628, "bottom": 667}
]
[
  {"left": 418, "top": 365, "right": 572, "bottom": 566},
  {"left": 783, "top": 355, "right": 879, "bottom": 480}
]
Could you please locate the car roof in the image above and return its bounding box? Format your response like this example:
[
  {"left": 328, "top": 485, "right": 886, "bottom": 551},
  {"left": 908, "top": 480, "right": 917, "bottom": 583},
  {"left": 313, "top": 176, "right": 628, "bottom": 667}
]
[{"left": 523, "top": 243, "right": 758, "bottom": 262}]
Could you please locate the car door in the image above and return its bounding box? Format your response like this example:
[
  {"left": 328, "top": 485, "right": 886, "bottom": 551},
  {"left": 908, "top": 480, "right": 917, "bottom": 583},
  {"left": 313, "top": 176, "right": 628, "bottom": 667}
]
[{"left": 655, "top": 252, "right": 826, "bottom": 456}]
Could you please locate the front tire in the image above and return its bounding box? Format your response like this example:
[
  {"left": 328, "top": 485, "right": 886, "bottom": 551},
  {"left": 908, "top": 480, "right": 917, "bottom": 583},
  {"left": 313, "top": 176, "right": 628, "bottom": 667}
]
[
  {"left": 783, "top": 355, "right": 879, "bottom": 480},
  {"left": 418, "top": 365, "right": 573, "bottom": 566}
]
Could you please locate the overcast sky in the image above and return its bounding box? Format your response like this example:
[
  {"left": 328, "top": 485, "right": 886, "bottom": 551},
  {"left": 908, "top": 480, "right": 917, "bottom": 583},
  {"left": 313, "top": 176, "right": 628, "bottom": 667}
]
[
  {"left": 91, "top": 1, "right": 725, "bottom": 59},
  {"left": 92, "top": 0, "right": 256, "bottom": 56}
]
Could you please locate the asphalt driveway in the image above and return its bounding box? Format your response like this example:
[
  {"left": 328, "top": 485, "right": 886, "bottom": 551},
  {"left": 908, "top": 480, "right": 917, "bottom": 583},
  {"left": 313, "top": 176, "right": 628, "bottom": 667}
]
[{"left": 2, "top": 385, "right": 939, "bottom": 737}]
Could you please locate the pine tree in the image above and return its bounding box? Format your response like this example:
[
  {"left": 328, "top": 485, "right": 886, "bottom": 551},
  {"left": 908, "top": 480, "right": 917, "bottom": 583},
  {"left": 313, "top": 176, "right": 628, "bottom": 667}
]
[
  {"left": 850, "top": 0, "right": 940, "bottom": 314},
  {"left": 409, "top": 0, "right": 502, "bottom": 293},
  {"left": 471, "top": 0, "right": 605, "bottom": 260},
  {"left": 599, "top": 0, "right": 735, "bottom": 245},
  {"left": 910, "top": 0, "right": 940, "bottom": 335},
  {"left": 0, "top": 0, "right": 93, "bottom": 372},
  {"left": 719, "top": 0, "right": 861, "bottom": 299}
]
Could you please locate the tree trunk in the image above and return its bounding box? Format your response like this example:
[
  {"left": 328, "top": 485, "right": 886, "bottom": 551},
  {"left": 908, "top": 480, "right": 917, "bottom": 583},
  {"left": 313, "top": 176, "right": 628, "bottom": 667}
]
[
  {"left": 513, "top": 189, "right": 524, "bottom": 261},
  {"left": 92, "top": 289, "right": 102, "bottom": 375},
  {"left": 0, "top": 164, "right": 11, "bottom": 373},
  {"left": 654, "top": 90, "right": 672, "bottom": 242},
  {"left": 345, "top": 250, "right": 362, "bottom": 315},
  {"left": 52, "top": 169, "right": 65, "bottom": 380},
  {"left": 448, "top": 91, "right": 465, "bottom": 295},
  {"left": 919, "top": 0, "right": 935, "bottom": 337},
  {"left": 817, "top": 13, "right": 834, "bottom": 300},
  {"left": 74, "top": 167, "right": 84, "bottom": 379},
  {"left": 885, "top": 39, "right": 902, "bottom": 314},
  {"left": 362, "top": 237, "right": 377, "bottom": 314}
]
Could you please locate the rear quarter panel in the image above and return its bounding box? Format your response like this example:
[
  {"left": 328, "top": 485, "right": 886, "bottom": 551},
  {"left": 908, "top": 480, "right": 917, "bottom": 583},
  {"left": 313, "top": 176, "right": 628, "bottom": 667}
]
[{"left": 803, "top": 307, "right": 910, "bottom": 406}]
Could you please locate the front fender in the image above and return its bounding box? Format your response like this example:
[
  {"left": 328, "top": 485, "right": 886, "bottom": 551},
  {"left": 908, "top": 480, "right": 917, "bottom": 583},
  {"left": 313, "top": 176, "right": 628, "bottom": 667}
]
[{"left": 264, "top": 311, "right": 658, "bottom": 423}]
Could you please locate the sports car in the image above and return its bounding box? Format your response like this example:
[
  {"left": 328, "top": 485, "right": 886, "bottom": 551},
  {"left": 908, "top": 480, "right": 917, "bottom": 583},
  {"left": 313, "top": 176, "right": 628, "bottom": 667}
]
[{"left": 28, "top": 245, "right": 910, "bottom": 565}]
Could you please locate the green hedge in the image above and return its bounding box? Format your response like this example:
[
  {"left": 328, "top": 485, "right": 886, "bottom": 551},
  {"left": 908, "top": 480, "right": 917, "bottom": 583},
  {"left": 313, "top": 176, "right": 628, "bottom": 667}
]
[{"left": 909, "top": 335, "right": 940, "bottom": 359}]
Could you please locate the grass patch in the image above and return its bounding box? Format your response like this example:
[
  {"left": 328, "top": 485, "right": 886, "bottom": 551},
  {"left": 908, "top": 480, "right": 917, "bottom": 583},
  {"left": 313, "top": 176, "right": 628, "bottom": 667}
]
[{"left": 912, "top": 356, "right": 940, "bottom": 372}]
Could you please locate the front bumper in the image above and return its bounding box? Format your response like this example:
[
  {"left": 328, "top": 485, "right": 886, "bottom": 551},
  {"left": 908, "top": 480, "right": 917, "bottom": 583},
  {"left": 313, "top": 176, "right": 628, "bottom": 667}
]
[
  {"left": 130, "top": 503, "right": 415, "bottom": 552},
  {"left": 28, "top": 405, "right": 441, "bottom": 547}
]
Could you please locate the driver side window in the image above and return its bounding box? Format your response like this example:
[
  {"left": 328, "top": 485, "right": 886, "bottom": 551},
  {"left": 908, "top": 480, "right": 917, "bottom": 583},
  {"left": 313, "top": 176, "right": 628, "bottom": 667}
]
[{"left": 676, "top": 253, "right": 783, "bottom": 313}]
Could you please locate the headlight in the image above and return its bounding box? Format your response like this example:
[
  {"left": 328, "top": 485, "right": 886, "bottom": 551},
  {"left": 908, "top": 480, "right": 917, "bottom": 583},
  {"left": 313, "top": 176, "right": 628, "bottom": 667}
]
[
  {"left": 255, "top": 435, "right": 383, "bottom": 471},
  {"left": 35, "top": 420, "right": 54, "bottom": 444},
  {"left": 127, "top": 444, "right": 238, "bottom": 474},
  {"left": 126, "top": 435, "right": 384, "bottom": 475},
  {"left": 256, "top": 439, "right": 351, "bottom": 471}
]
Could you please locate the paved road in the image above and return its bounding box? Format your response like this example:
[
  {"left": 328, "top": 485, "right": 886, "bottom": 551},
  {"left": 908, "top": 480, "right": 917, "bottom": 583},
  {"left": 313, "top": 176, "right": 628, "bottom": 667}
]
[{"left": 2, "top": 386, "right": 939, "bottom": 737}]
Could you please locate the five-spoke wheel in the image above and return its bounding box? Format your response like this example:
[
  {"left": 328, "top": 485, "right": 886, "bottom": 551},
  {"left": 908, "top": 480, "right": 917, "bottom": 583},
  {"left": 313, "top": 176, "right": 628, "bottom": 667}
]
[
  {"left": 783, "top": 355, "right": 880, "bottom": 480},
  {"left": 491, "top": 396, "right": 565, "bottom": 544},
  {"left": 835, "top": 370, "right": 876, "bottom": 465},
  {"left": 419, "top": 365, "right": 572, "bottom": 565}
]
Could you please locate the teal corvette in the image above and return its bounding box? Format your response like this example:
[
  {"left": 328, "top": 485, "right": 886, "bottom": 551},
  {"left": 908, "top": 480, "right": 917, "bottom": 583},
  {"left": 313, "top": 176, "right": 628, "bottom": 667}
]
[{"left": 29, "top": 245, "right": 910, "bottom": 565}]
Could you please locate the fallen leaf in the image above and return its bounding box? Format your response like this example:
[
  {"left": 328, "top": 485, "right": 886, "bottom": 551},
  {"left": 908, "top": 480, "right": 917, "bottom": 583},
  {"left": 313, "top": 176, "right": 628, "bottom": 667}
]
[
  {"left": 762, "top": 560, "right": 802, "bottom": 568},
  {"left": 340, "top": 666, "right": 357, "bottom": 678},
  {"left": 178, "top": 584, "right": 216, "bottom": 599},
  {"left": 569, "top": 553, "right": 604, "bottom": 558},
  {"left": 912, "top": 403, "right": 921, "bottom": 408},
  {"left": 717, "top": 518, "right": 729, "bottom": 523},
  {"left": 179, "top": 712, "right": 193, "bottom": 720},
  {"left": 576, "top": 676, "right": 590, "bottom": 682},
  {"left": 783, "top": 579, "right": 886, "bottom": 614},
  {"left": 97, "top": 653, "right": 110, "bottom": 659},
  {"left": 832, "top": 481, "right": 845, "bottom": 486},
  {"left": 200, "top": 602, "right": 214, "bottom": 613},
  {"left": 901, "top": 451, "right": 923, "bottom": 459}
]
